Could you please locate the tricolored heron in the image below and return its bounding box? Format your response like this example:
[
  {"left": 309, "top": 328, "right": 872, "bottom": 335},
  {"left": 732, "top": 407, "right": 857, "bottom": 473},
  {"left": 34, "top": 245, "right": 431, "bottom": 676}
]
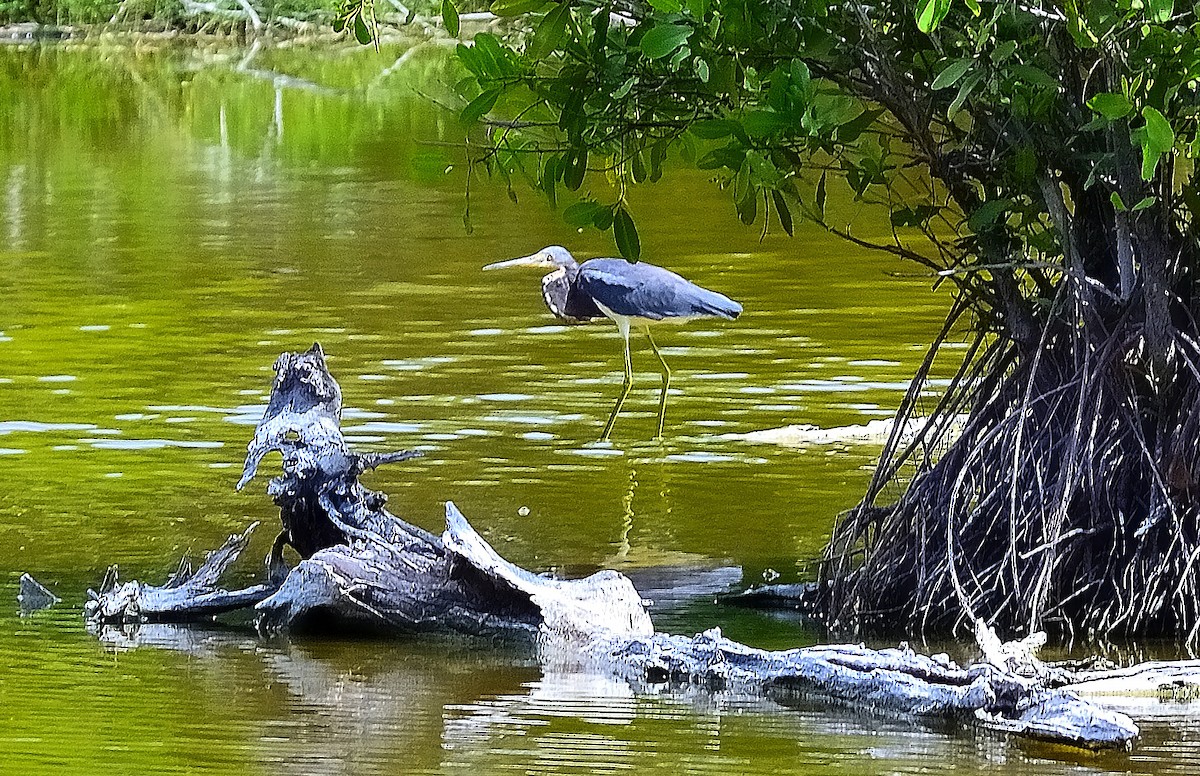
[{"left": 483, "top": 245, "right": 742, "bottom": 440}]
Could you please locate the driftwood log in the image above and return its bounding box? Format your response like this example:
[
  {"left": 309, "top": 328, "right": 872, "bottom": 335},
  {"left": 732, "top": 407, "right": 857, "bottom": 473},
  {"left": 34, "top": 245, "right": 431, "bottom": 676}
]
[{"left": 82, "top": 344, "right": 1194, "bottom": 751}]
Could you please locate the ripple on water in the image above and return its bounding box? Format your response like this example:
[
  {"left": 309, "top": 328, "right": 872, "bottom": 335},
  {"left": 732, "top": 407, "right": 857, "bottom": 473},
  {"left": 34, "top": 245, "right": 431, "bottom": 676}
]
[
  {"left": 343, "top": 422, "right": 422, "bottom": 434},
  {"left": 150, "top": 403, "right": 238, "bottom": 413},
  {"left": 484, "top": 414, "right": 561, "bottom": 426},
  {"left": 81, "top": 438, "right": 224, "bottom": 450},
  {"left": 691, "top": 372, "right": 751, "bottom": 380},
  {"left": 666, "top": 451, "right": 741, "bottom": 463},
  {"left": 341, "top": 408, "right": 388, "bottom": 420},
  {"left": 0, "top": 421, "right": 97, "bottom": 434},
  {"left": 479, "top": 393, "right": 536, "bottom": 402},
  {"left": 564, "top": 447, "right": 624, "bottom": 458}
]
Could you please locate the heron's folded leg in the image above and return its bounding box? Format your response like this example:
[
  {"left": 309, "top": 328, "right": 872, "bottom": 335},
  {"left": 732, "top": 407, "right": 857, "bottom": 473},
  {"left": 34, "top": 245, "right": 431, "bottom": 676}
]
[
  {"left": 600, "top": 323, "right": 634, "bottom": 441},
  {"left": 645, "top": 328, "right": 671, "bottom": 439}
]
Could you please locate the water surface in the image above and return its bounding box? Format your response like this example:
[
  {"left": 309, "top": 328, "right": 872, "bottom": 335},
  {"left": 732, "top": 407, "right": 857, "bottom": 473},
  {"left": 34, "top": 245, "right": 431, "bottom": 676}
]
[{"left": 2, "top": 39, "right": 1197, "bottom": 775}]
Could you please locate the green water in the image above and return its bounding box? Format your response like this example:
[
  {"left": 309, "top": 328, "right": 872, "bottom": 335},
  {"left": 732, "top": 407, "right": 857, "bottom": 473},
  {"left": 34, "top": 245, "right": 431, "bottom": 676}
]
[{"left": 1, "top": 39, "right": 1197, "bottom": 775}]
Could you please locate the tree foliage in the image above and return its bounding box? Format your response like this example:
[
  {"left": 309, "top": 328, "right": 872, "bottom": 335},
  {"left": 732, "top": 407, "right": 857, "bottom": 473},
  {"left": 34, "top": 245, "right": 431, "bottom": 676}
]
[
  {"left": 447, "top": 0, "right": 1198, "bottom": 279},
  {"left": 420, "top": 0, "right": 1200, "bottom": 641}
]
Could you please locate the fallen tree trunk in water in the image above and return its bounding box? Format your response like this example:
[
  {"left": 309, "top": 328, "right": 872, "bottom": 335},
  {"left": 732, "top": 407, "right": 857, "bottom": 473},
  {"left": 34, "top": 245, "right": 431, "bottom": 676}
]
[{"left": 84, "top": 345, "right": 1174, "bottom": 750}]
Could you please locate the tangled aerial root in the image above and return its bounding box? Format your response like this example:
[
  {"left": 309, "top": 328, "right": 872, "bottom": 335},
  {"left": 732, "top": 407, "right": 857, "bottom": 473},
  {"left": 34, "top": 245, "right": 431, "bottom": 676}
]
[{"left": 818, "top": 286, "right": 1200, "bottom": 644}]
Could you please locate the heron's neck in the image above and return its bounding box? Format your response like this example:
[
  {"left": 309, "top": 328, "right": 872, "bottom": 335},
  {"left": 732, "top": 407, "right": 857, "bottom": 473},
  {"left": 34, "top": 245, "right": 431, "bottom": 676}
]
[{"left": 541, "top": 265, "right": 585, "bottom": 321}]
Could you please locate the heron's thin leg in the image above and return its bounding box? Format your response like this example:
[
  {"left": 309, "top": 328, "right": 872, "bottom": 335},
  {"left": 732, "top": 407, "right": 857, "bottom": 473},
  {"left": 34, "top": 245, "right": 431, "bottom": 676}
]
[
  {"left": 600, "top": 320, "right": 634, "bottom": 441},
  {"left": 645, "top": 328, "right": 671, "bottom": 439}
]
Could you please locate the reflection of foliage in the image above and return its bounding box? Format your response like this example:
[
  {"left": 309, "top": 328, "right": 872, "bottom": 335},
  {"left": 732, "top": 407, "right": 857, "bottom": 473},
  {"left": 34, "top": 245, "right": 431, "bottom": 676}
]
[
  {"left": 0, "top": 0, "right": 342, "bottom": 26},
  {"left": 428, "top": 1, "right": 1200, "bottom": 643}
]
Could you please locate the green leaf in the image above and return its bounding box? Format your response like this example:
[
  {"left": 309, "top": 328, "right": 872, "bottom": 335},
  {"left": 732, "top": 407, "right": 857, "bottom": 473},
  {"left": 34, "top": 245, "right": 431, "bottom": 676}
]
[
  {"left": 669, "top": 45, "right": 691, "bottom": 70},
  {"left": 540, "top": 157, "right": 558, "bottom": 207},
  {"left": 648, "top": 142, "right": 668, "bottom": 182},
  {"left": 915, "top": 0, "right": 952, "bottom": 33},
  {"left": 991, "top": 40, "right": 1017, "bottom": 63},
  {"left": 640, "top": 23, "right": 693, "bottom": 60},
  {"left": 1110, "top": 191, "right": 1127, "bottom": 212},
  {"left": 490, "top": 0, "right": 549, "bottom": 15},
  {"left": 1132, "top": 195, "right": 1157, "bottom": 211},
  {"left": 968, "top": 198, "right": 1011, "bottom": 232},
  {"left": 1013, "top": 145, "right": 1037, "bottom": 183},
  {"left": 472, "top": 34, "right": 514, "bottom": 78},
  {"left": 563, "top": 200, "right": 602, "bottom": 227},
  {"left": 733, "top": 158, "right": 751, "bottom": 203},
  {"left": 647, "top": 0, "right": 682, "bottom": 10},
  {"left": 690, "top": 119, "right": 739, "bottom": 139},
  {"left": 736, "top": 189, "right": 758, "bottom": 225},
  {"left": 593, "top": 204, "right": 614, "bottom": 230},
  {"left": 1140, "top": 107, "right": 1175, "bottom": 180},
  {"left": 613, "top": 206, "right": 641, "bottom": 261},
  {"left": 772, "top": 190, "right": 794, "bottom": 236},
  {"left": 456, "top": 42, "right": 483, "bottom": 75},
  {"left": 631, "top": 149, "right": 647, "bottom": 183},
  {"left": 1010, "top": 65, "right": 1060, "bottom": 91},
  {"left": 528, "top": 3, "right": 570, "bottom": 60},
  {"left": 460, "top": 87, "right": 501, "bottom": 123},
  {"left": 1064, "top": 0, "right": 1098, "bottom": 47},
  {"left": 563, "top": 149, "right": 588, "bottom": 190},
  {"left": 815, "top": 169, "right": 827, "bottom": 218},
  {"left": 837, "top": 108, "right": 884, "bottom": 143},
  {"left": 812, "top": 94, "right": 860, "bottom": 128},
  {"left": 442, "top": 0, "right": 460, "bottom": 37},
  {"left": 931, "top": 58, "right": 971, "bottom": 90},
  {"left": 1143, "top": 107, "right": 1175, "bottom": 152},
  {"left": 695, "top": 58, "right": 710, "bottom": 83},
  {"left": 742, "top": 110, "right": 790, "bottom": 138},
  {"left": 353, "top": 14, "right": 372, "bottom": 45},
  {"left": 1086, "top": 92, "right": 1133, "bottom": 120},
  {"left": 1142, "top": 147, "right": 1163, "bottom": 181},
  {"left": 947, "top": 72, "right": 982, "bottom": 119},
  {"left": 1146, "top": 0, "right": 1172, "bottom": 23}
]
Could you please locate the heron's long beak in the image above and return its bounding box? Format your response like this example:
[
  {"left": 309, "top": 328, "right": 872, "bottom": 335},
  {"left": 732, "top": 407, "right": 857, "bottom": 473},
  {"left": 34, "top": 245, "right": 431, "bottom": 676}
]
[{"left": 482, "top": 252, "right": 552, "bottom": 271}]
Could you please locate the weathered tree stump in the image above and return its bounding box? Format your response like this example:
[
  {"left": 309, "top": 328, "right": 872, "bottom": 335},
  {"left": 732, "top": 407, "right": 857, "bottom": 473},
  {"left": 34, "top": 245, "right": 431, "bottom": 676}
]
[{"left": 82, "top": 344, "right": 1168, "bottom": 750}]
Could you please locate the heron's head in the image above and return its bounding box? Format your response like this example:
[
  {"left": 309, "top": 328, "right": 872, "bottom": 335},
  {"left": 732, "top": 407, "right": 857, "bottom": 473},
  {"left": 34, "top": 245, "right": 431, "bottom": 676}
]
[{"left": 483, "top": 245, "right": 578, "bottom": 272}]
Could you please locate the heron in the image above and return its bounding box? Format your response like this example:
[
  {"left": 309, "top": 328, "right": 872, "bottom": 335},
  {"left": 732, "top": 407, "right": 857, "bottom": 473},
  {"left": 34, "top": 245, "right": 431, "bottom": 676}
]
[{"left": 483, "top": 245, "right": 742, "bottom": 440}]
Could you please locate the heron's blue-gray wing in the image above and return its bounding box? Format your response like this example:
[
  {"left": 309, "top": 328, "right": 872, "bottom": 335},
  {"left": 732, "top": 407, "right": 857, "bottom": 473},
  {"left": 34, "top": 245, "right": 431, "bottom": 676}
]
[{"left": 577, "top": 259, "right": 742, "bottom": 320}]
